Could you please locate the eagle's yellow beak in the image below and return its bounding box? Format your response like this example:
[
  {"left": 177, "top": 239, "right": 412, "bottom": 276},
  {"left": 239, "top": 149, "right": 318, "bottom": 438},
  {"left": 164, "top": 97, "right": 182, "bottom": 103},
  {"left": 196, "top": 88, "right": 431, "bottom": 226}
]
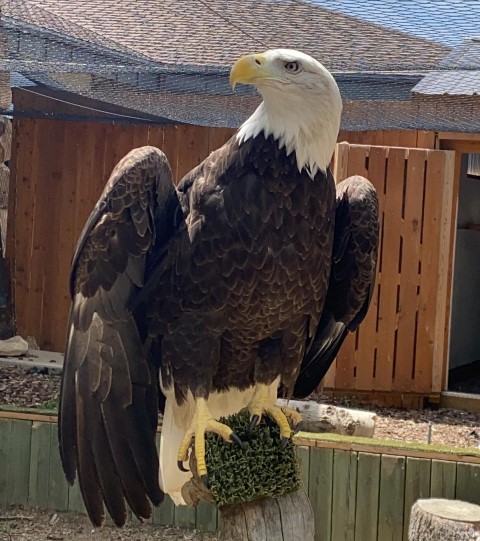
[{"left": 230, "top": 53, "right": 269, "bottom": 90}]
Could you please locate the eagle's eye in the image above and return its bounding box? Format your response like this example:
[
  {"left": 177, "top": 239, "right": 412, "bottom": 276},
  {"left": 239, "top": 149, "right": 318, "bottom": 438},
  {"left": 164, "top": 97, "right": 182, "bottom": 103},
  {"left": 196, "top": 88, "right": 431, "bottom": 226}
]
[{"left": 284, "top": 61, "right": 301, "bottom": 74}]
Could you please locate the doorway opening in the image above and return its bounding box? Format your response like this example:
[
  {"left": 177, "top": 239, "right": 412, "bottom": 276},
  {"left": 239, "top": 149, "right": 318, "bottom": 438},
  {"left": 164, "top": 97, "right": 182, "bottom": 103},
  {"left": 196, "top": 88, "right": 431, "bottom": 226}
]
[{"left": 448, "top": 151, "right": 480, "bottom": 394}]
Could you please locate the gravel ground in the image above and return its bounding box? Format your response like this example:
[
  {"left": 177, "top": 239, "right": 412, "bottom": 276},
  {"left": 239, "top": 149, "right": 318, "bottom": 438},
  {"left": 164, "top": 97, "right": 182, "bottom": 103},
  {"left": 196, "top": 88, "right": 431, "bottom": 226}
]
[
  {"left": 0, "top": 508, "right": 217, "bottom": 541},
  {"left": 315, "top": 393, "right": 480, "bottom": 449},
  {"left": 1, "top": 363, "right": 479, "bottom": 449}
]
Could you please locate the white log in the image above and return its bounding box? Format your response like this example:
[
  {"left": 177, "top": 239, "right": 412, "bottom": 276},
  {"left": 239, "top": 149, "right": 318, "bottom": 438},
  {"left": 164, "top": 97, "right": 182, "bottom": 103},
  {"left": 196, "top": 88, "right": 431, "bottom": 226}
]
[
  {"left": 408, "top": 499, "right": 480, "bottom": 541},
  {"left": 276, "top": 398, "right": 376, "bottom": 437}
]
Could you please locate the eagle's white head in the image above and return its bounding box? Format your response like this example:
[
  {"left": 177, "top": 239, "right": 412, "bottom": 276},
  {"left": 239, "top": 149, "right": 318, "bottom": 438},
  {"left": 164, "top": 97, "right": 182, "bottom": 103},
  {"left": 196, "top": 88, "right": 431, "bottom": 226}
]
[{"left": 230, "top": 49, "right": 342, "bottom": 178}]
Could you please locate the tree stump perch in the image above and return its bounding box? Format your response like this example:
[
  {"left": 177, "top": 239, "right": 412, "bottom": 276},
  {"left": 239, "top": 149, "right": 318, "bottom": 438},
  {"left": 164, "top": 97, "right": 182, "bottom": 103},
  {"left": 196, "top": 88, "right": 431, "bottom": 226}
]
[
  {"left": 408, "top": 499, "right": 480, "bottom": 540},
  {"left": 182, "top": 462, "right": 314, "bottom": 541},
  {"left": 218, "top": 488, "right": 314, "bottom": 541}
]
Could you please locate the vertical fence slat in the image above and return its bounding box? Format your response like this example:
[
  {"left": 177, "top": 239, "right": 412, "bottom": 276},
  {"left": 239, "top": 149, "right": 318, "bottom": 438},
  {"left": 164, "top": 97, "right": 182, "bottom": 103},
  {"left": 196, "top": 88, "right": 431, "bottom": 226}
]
[
  {"left": 196, "top": 501, "right": 217, "bottom": 532},
  {"left": 378, "top": 455, "right": 406, "bottom": 541},
  {"left": 163, "top": 125, "right": 180, "bottom": 183},
  {"left": 73, "top": 122, "right": 95, "bottom": 244},
  {"left": 28, "top": 421, "right": 52, "bottom": 508},
  {"left": 309, "top": 447, "right": 334, "bottom": 541},
  {"left": 432, "top": 150, "right": 456, "bottom": 392},
  {"left": 147, "top": 125, "right": 165, "bottom": 155},
  {"left": 131, "top": 122, "right": 150, "bottom": 151},
  {"left": 355, "top": 146, "right": 387, "bottom": 390},
  {"left": 174, "top": 504, "right": 197, "bottom": 529},
  {"left": 402, "top": 458, "right": 431, "bottom": 541},
  {"left": 297, "top": 446, "right": 311, "bottom": 492},
  {"left": 7, "top": 419, "right": 32, "bottom": 506},
  {"left": 22, "top": 120, "right": 55, "bottom": 347},
  {"left": 12, "top": 119, "right": 39, "bottom": 342},
  {"left": 354, "top": 452, "right": 380, "bottom": 541},
  {"left": 331, "top": 449, "right": 357, "bottom": 541},
  {"left": 0, "top": 418, "right": 11, "bottom": 506},
  {"left": 415, "top": 151, "right": 447, "bottom": 392},
  {"left": 430, "top": 459, "right": 456, "bottom": 499},
  {"left": 176, "top": 124, "right": 209, "bottom": 181},
  {"left": 393, "top": 150, "right": 426, "bottom": 391},
  {"left": 50, "top": 120, "right": 77, "bottom": 352},
  {"left": 153, "top": 496, "right": 176, "bottom": 526},
  {"left": 456, "top": 463, "right": 480, "bottom": 505},
  {"left": 375, "top": 148, "right": 405, "bottom": 392},
  {"left": 208, "top": 127, "right": 235, "bottom": 154},
  {"left": 47, "top": 423, "right": 69, "bottom": 512}
]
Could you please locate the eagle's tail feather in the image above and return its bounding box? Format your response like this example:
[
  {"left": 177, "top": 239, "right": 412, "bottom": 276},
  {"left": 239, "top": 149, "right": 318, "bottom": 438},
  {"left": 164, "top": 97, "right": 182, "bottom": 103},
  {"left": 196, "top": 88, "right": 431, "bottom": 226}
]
[{"left": 159, "top": 395, "right": 193, "bottom": 506}]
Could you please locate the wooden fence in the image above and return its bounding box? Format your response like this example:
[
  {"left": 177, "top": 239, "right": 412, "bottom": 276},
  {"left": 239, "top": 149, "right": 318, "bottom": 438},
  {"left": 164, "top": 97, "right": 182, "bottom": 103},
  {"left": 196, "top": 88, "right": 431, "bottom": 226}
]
[
  {"left": 1, "top": 413, "right": 480, "bottom": 541},
  {"left": 8, "top": 119, "right": 235, "bottom": 352},
  {"left": 9, "top": 116, "right": 449, "bottom": 401},
  {"left": 324, "top": 143, "right": 455, "bottom": 404}
]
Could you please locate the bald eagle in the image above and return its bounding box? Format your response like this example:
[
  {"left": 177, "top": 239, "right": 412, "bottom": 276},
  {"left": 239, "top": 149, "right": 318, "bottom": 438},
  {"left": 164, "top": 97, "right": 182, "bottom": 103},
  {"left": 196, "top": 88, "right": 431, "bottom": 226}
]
[{"left": 59, "top": 49, "right": 378, "bottom": 527}]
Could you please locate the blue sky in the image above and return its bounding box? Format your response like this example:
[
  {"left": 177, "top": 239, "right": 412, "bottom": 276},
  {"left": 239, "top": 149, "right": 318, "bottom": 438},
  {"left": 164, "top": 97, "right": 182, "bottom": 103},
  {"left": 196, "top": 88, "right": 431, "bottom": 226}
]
[{"left": 312, "top": 1, "right": 480, "bottom": 46}]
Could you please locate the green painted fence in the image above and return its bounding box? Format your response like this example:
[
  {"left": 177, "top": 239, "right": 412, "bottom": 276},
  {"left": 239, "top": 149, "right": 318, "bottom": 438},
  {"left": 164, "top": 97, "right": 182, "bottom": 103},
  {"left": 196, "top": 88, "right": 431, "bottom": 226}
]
[{"left": 1, "top": 416, "right": 480, "bottom": 540}]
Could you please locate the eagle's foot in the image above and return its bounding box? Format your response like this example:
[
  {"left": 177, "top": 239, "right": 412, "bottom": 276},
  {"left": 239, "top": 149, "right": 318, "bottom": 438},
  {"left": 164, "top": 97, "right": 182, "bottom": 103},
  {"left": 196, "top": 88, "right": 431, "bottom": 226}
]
[
  {"left": 177, "top": 397, "right": 243, "bottom": 480},
  {"left": 280, "top": 405, "right": 303, "bottom": 430},
  {"left": 247, "top": 384, "right": 302, "bottom": 443}
]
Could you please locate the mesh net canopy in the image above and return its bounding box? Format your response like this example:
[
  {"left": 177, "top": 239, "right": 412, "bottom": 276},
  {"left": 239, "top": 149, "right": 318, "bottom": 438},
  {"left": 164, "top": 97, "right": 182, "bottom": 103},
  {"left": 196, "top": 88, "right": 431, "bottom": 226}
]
[{"left": 1, "top": 0, "right": 480, "bottom": 131}]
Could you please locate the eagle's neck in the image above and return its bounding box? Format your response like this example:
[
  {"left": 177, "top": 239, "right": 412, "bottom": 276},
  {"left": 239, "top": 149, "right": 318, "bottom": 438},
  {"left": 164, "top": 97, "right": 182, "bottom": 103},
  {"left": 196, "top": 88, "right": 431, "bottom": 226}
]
[{"left": 236, "top": 88, "right": 342, "bottom": 179}]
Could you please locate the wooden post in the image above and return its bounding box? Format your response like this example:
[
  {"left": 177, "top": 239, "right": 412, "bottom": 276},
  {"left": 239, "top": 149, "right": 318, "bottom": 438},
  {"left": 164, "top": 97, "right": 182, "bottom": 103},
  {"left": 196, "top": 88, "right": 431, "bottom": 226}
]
[
  {"left": 182, "top": 433, "right": 315, "bottom": 541},
  {"left": 218, "top": 488, "right": 314, "bottom": 541},
  {"left": 408, "top": 499, "right": 480, "bottom": 540}
]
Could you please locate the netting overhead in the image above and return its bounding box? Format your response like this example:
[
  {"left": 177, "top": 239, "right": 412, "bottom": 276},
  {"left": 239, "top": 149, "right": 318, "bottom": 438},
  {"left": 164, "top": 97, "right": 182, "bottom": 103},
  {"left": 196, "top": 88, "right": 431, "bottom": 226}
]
[{"left": 1, "top": 0, "right": 480, "bottom": 131}]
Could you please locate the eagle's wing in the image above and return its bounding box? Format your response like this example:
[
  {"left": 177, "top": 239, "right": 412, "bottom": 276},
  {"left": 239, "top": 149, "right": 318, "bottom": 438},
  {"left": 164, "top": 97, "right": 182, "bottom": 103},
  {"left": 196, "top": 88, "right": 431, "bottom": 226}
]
[
  {"left": 59, "top": 146, "right": 179, "bottom": 527},
  {"left": 293, "top": 175, "right": 379, "bottom": 399}
]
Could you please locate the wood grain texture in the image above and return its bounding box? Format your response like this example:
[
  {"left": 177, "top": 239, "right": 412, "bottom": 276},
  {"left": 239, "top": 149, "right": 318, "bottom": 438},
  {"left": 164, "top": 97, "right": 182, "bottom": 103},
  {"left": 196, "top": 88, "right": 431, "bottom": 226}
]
[
  {"left": 408, "top": 499, "right": 480, "bottom": 541},
  {"left": 28, "top": 421, "right": 52, "bottom": 508},
  {"left": 324, "top": 142, "right": 454, "bottom": 400},
  {"left": 7, "top": 419, "right": 32, "bottom": 506},
  {"left": 0, "top": 418, "right": 11, "bottom": 506},
  {"left": 309, "top": 447, "right": 334, "bottom": 541},
  {"left": 354, "top": 453, "right": 380, "bottom": 541},
  {"left": 394, "top": 150, "right": 425, "bottom": 391},
  {"left": 456, "top": 463, "right": 480, "bottom": 506},
  {"left": 218, "top": 488, "right": 314, "bottom": 541},
  {"left": 47, "top": 422, "right": 69, "bottom": 512},
  {"left": 378, "top": 455, "right": 406, "bottom": 541},
  {"left": 403, "top": 458, "right": 431, "bottom": 541},
  {"left": 430, "top": 460, "right": 456, "bottom": 500},
  {"left": 331, "top": 449, "right": 357, "bottom": 541}
]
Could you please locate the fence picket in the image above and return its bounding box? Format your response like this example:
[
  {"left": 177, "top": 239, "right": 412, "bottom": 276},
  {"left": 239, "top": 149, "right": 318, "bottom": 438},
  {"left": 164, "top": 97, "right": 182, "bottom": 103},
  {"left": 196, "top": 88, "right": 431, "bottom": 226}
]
[{"left": 354, "top": 453, "right": 380, "bottom": 541}]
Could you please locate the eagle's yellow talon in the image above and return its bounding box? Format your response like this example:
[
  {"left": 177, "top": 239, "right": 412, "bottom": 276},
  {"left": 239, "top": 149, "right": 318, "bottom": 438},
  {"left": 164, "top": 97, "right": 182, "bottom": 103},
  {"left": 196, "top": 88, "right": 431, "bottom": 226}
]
[
  {"left": 247, "top": 384, "right": 303, "bottom": 441},
  {"left": 281, "top": 406, "right": 303, "bottom": 429},
  {"left": 177, "top": 398, "right": 236, "bottom": 479}
]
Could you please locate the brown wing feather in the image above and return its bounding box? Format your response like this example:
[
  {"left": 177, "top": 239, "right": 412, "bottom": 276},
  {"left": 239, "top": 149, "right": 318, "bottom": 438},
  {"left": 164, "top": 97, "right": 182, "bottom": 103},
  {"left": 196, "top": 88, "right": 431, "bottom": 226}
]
[
  {"left": 59, "top": 146, "right": 178, "bottom": 527},
  {"left": 293, "top": 175, "right": 379, "bottom": 398}
]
